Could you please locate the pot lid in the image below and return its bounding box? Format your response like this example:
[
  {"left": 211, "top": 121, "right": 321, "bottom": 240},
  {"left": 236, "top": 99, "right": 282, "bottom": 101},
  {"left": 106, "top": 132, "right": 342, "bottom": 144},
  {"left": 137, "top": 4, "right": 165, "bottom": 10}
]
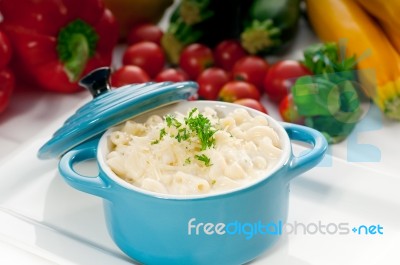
[{"left": 37, "top": 67, "right": 198, "bottom": 160}]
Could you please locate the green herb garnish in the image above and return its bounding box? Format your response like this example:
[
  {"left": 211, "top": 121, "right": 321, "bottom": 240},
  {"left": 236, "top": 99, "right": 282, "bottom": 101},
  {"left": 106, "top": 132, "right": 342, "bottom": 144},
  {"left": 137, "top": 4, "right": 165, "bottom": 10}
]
[
  {"left": 160, "top": 128, "right": 167, "bottom": 139},
  {"left": 195, "top": 154, "right": 212, "bottom": 167},
  {"left": 175, "top": 127, "right": 190, "bottom": 142},
  {"left": 151, "top": 128, "right": 167, "bottom": 145},
  {"left": 153, "top": 108, "right": 218, "bottom": 166},
  {"left": 184, "top": 108, "right": 216, "bottom": 150},
  {"left": 166, "top": 115, "right": 182, "bottom": 128}
]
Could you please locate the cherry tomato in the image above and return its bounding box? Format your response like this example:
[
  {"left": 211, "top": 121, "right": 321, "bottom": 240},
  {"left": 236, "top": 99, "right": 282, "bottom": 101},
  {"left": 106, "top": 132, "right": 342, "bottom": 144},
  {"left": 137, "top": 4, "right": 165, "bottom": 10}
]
[
  {"left": 218, "top": 81, "right": 260, "bottom": 102},
  {"left": 155, "top": 68, "right": 189, "bottom": 82},
  {"left": 279, "top": 94, "right": 304, "bottom": 124},
  {"left": 232, "top": 56, "right": 269, "bottom": 92},
  {"left": 111, "top": 65, "right": 150, "bottom": 87},
  {"left": 213, "top": 40, "right": 247, "bottom": 72},
  {"left": 127, "top": 23, "right": 164, "bottom": 45},
  {"left": 0, "top": 68, "right": 15, "bottom": 114},
  {"left": 233, "top": 98, "right": 268, "bottom": 114},
  {"left": 123, "top": 41, "right": 165, "bottom": 78},
  {"left": 0, "top": 31, "right": 12, "bottom": 69},
  {"left": 179, "top": 43, "right": 214, "bottom": 79},
  {"left": 264, "top": 60, "right": 312, "bottom": 103},
  {"left": 197, "top": 67, "right": 230, "bottom": 100}
]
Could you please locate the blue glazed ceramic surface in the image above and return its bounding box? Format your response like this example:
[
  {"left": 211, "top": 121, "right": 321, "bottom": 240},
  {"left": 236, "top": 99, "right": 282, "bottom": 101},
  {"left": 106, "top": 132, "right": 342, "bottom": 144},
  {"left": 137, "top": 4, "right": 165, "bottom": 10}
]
[
  {"left": 37, "top": 80, "right": 198, "bottom": 160},
  {"left": 58, "top": 101, "right": 327, "bottom": 265}
]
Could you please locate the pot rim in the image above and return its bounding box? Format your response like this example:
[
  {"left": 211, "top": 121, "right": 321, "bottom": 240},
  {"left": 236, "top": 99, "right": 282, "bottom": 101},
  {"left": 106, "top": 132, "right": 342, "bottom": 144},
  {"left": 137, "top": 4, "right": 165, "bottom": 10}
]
[{"left": 97, "top": 101, "right": 292, "bottom": 200}]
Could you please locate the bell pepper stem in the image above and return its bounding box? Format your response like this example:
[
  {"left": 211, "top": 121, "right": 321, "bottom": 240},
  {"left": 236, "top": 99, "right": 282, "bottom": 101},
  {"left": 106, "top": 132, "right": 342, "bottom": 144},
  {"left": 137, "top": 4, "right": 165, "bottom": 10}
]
[
  {"left": 57, "top": 19, "right": 99, "bottom": 82},
  {"left": 63, "top": 34, "right": 89, "bottom": 82}
]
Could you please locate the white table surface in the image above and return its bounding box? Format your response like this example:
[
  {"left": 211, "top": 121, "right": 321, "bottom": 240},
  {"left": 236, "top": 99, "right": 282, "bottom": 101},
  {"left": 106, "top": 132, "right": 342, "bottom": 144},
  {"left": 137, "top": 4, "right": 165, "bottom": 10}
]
[{"left": 1, "top": 14, "right": 400, "bottom": 265}]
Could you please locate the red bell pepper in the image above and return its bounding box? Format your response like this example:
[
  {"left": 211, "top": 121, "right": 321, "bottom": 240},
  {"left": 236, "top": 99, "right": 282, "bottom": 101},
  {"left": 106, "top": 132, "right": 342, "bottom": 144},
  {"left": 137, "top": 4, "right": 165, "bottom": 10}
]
[
  {"left": 0, "top": 30, "right": 15, "bottom": 114},
  {"left": 0, "top": 31, "right": 12, "bottom": 69},
  {"left": 0, "top": 0, "right": 118, "bottom": 93},
  {"left": 0, "top": 68, "right": 15, "bottom": 114}
]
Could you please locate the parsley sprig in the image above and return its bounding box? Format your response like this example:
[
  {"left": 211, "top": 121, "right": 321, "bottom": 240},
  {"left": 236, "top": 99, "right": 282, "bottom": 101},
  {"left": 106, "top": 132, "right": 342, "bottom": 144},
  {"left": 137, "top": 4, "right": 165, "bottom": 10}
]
[
  {"left": 195, "top": 154, "right": 212, "bottom": 167},
  {"left": 151, "top": 128, "right": 167, "bottom": 145},
  {"left": 152, "top": 108, "right": 217, "bottom": 166},
  {"left": 184, "top": 108, "right": 216, "bottom": 150},
  {"left": 166, "top": 115, "right": 182, "bottom": 128}
]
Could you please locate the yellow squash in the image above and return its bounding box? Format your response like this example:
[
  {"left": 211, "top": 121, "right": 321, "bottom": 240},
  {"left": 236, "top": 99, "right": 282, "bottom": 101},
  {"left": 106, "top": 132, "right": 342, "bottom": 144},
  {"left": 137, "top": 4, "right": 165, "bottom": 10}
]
[
  {"left": 355, "top": 0, "right": 400, "bottom": 54},
  {"left": 306, "top": 0, "right": 400, "bottom": 120},
  {"left": 354, "top": 0, "right": 400, "bottom": 29},
  {"left": 381, "top": 23, "right": 400, "bottom": 54}
]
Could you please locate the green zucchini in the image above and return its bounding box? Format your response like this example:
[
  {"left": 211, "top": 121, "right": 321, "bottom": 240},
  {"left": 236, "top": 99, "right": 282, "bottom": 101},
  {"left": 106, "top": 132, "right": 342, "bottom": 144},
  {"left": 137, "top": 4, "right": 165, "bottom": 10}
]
[
  {"left": 162, "top": 0, "right": 245, "bottom": 64},
  {"left": 161, "top": 16, "right": 204, "bottom": 64},
  {"left": 240, "top": 0, "right": 301, "bottom": 55},
  {"left": 179, "top": 0, "right": 214, "bottom": 25}
]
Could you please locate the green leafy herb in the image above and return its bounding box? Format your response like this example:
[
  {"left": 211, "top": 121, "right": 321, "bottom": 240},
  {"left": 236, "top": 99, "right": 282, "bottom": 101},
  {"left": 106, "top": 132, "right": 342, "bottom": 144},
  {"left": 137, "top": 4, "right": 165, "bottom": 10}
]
[
  {"left": 154, "top": 108, "right": 217, "bottom": 166},
  {"left": 160, "top": 128, "right": 167, "bottom": 139},
  {"left": 302, "top": 42, "right": 356, "bottom": 82},
  {"left": 175, "top": 127, "right": 190, "bottom": 142},
  {"left": 184, "top": 108, "right": 217, "bottom": 150},
  {"left": 188, "top": 108, "right": 198, "bottom": 118},
  {"left": 291, "top": 42, "right": 362, "bottom": 144},
  {"left": 151, "top": 128, "right": 167, "bottom": 145},
  {"left": 166, "top": 115, "right": 182, "bottom": 128},
  {"left": 195, "top": 154, "right": 212, "bottom": 167}
]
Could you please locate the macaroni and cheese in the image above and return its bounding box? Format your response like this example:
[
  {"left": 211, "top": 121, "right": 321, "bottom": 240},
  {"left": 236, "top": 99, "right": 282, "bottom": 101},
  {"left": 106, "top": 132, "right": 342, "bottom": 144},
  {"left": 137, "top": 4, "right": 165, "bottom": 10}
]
[{"left": 106, "top": 107, "right": 282, "bottom": 195}]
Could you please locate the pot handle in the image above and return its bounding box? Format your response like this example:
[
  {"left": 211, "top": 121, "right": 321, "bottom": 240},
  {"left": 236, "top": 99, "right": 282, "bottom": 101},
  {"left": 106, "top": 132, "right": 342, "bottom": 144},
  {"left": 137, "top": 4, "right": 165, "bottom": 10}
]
[
  {"left": 283, "top": 123, "right": 328, "bottom": 181},
  {"left": 58, "top": 139, "right": 111, "bottom": 199}
]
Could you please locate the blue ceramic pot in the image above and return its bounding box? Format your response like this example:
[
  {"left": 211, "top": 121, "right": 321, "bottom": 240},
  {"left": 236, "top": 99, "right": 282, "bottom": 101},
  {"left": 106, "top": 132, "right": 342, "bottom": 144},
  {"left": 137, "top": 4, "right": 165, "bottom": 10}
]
[{"left": 58, "top": 101, "right": 327, "bottom": 265}]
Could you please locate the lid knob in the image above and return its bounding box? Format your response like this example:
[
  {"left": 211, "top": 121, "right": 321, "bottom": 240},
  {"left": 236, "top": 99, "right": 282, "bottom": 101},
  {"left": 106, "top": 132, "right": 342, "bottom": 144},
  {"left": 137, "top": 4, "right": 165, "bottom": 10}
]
[{"left": 79, "top": 67, "right": 112, "bottom": 98}]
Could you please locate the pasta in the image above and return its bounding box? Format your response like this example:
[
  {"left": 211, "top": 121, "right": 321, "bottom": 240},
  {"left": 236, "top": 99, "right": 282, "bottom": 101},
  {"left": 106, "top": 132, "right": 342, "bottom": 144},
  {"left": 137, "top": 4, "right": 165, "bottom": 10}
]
[{"left": 105, "top": 107, "right": 283, "bottom": 195}]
